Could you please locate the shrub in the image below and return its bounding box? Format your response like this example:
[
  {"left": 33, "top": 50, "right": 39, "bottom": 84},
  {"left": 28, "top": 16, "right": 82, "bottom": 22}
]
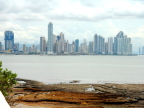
[{"left": 0, "top": 61, "right": 17, "bottom": 97}]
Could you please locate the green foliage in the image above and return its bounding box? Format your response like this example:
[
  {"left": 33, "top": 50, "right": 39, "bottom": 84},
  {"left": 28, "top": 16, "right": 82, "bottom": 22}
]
[{"left": 0, "top": 61, "right": 17, "bottom": 97}]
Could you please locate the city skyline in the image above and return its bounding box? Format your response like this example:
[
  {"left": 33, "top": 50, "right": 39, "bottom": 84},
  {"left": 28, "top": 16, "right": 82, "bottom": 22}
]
[
  {"left": 0, "top": 0, "right": 144, "bottom": 54},
  {"left": 1, "top": 27, "right": 134, "bottom": 55}
]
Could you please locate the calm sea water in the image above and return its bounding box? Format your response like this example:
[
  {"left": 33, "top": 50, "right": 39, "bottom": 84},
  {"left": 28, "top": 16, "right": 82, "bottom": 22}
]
[{"left": 0, "top": 55, "right": 144, "bottom": 84}]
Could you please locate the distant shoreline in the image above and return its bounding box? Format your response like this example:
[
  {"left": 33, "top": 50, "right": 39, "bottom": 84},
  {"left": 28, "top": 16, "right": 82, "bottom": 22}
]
[{"left": 0, "top": 53, "right": 138, "bottom": 56}]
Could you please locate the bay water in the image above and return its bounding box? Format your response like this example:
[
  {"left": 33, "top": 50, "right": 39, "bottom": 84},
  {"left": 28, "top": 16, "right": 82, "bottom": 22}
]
[{"left": 0, "top": 55, "right": 144, "bottom": 84}]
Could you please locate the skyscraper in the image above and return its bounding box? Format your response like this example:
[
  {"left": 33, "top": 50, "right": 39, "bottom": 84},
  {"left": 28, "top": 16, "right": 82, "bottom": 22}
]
[
  {"left": 142, "top": 46, "right": 144, "bottom": 55},
  {"left": 60, "top": 32, "right": 65, "bottom": 53},
  {"left": 0, "top": 42, "right": 2, "bottom": 51},
  {"left": 14, "top": 43, "right": 19, "bottom": 52},
  {"left": 75, "top": 39, "right": 79, "bottom": 53},
  {"left": 93, "top": 34, "right": 105, "bottom": 54},
  {"left": 81, "top": 39, "right": 87, "bottom": 53},
  {"left": 88, "top": 41, "right": 93, "bottom": 54},
  {"left": 108, "top": 37, "right": 113, "bottom": 54},
  {"left": 114, "top": 31, "right": 132, "bottom": 55},
  {"left": 23, "top": 44, "right": 26, "bottom": 53},
  {"left": 40, "top": 37, "right": 46, "bottom": 53},
  {"left": 139, "top": 47, "right": 141, "bottom": 55},
  {"left": 47, "top": 22, "right": 53, "bottom": 54},
  {"left": 4, "top": 31, "right": 14, "bottom": 51}
]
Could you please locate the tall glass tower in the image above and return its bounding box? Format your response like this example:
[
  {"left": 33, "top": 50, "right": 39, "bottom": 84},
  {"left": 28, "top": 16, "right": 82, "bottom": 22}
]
[
  {"left": 4, "top": 31, "right": 14, "bottom": 51},
  {"left": 47, "top": 22, "right": 53, "bottom": 54},
  {"left": 75, "top": 39, "right": 79, "bottom": 52}
]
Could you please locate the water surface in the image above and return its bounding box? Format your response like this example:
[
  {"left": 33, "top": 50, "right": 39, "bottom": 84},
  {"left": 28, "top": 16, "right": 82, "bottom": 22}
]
[{"left": 0, "top": 55, "right": 144, "bottom": 84}]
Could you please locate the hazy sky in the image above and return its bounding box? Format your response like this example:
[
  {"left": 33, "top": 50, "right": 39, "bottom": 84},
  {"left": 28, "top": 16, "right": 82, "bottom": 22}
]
[{"left": 0, "top": 0, "right": 144, "bottom": 54}]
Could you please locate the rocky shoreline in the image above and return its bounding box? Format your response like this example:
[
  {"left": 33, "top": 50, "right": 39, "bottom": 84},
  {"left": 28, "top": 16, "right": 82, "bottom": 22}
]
[{"left": 11, "top": 78, "right": 144, "bottom": 108}]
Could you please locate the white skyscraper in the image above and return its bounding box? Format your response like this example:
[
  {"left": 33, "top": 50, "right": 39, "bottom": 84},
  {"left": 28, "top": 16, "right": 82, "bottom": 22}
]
[
  {"left": 114, "top": 31, "right": 132, "bottom": 55},
  {"left": 108, "top": 37, "right": 113, "bottom": 54},
  {"left": 47, "top": 22, "right": 53, "bottom": 54},
  {"left": 60, "top": 32, "right": 65, "bottom": 53}
]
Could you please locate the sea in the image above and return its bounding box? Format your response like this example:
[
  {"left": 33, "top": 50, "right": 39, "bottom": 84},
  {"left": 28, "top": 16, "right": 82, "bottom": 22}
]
[{"left": 0, "top": 55, "right": 144, "bottom": 84}]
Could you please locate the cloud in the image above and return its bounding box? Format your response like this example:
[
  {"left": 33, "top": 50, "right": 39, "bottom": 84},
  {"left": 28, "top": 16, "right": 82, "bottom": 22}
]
[{"left": 0, "top": 0, "right": 144, "bottom": 22}]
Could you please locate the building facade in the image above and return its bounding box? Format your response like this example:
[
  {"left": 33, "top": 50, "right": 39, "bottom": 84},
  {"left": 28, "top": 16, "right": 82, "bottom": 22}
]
[
  {"left": 75, "top": 39, "right": 79, "bottom": 53},
  {"left": 108, "top": 37, "right": 113, "bottom": 54},
  {"left": 93, "top": 34, "right": 105, "bottom": 54},
  {"left": 114, "top": 31, "right": 132, "bottom": 55},
  {"left": 23, "top": 44, "right": 27, "bottom": 53},
  {"left": 40, "top": 37, "right": 46, "bottom": 53},
  {"left": 142, "top": 46, "right": 144, "bottom": 55},
  {"left": 4, "top": 31, "right": 14, "bottom": 51},
  {"left": 88, "top": 41, "right": 93, "bottom": 54},
  {"left": 0, "top": 42, "right": 2, "bottom": 51},
  {"left": 14, "top": 43, "right": 19, "bottom": 52},
  {"left": 47, "top": 22, "right": 53, "bottom": 54}
]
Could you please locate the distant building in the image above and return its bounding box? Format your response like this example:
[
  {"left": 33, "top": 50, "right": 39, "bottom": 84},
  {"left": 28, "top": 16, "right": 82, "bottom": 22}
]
[
  {"left": 47, "top": 22, "right": 53, "bottom": 54},
  {"left": 4, "top": 31, "right": 14, "bottom": 51},
  {"left": 64, "top": 40, "right": 69, "bottom": 53},
  {"left": 40, "top": 37, "right": 46, "bottom": 53},
  {"left": 88, "top": 41, "right": 93, "bottom": 54},
  {"left": 75, "top": 39, "right": 79, "bottom": 53},
  {"left": 105, "top": 42, "right": 108, "bottom": 54},
  {"left": 114, "top": 31, "right": 132, "bottom": 55},
  {"left": 93, "top": 34, "right": 105, "bottom": 54},
  {"left": 23, "top": 44, "right": 27, "bottom": 53},
  {"left": 31, "top": 44, "right": 35, "bottom": 52},
  {"left": 108, "top": 37, "right": 113, "bottom": 54},
  {"left": 0, "top": 42, "right": 2, "bottom": 51},
  {"left": 142, "top": 46, "right": 144, "bottom": 55},
  {"left": 81, "top": 39, "right": 87, "bottom": 53},
  {"left": 139, "top": 47, "right": 141, "bottom": 55},
  {"left": 14, "top": 43, "right": 19, "bottom": 52}
]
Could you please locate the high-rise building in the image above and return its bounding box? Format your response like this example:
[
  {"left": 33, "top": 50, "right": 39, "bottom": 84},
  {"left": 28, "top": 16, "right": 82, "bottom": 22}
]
[
  {"left": 93, "top": 34, "right": 105, "bottom": 54},
  {"left": 105, "top": 42, "right": 108, "bottom": 54},
  {"left": 108, "top": 37, "right": 113, "bottom": 54},
  {"left": 31, "top": 44, "right": 35, "bottom": 52},
  {"left": 114, "top": 31, "right": 132, "bottom": 55},
  {"left": 60, "top": 32, "right": 65, "bottom": 53},
  {"left": 75, "top": 39, "right": 79, "bottom": 53},
  {"left": 47, "top": 22, "right": 53, "bottom": 54},
  {"left": 23, "top": 44, "right": 27, "bottom": 53},
  {"left": 88, "top": 41, "right": 93, "bottom": 54},
  {"left": 81, "top": 39, "right": 87, "bottom": 53},
  {"left": 14, "top": 43, "right": 19, "bottom": 52},
  {"left": 53, "top": 35, "right": 56, "bottom": 53},
  {"left": 142, "top": 46, "right": 144, "bottom": 55},
  {"left": 40, "top": 37, "right": 46, "bottom": 53},
  {"left": 64, "top": 40, "right": 69, "bottom": 54},
  {"left": 113, "top": 31, "right": 124, "bottom": 54},
  {"left": 4, "top": 31, "right": 14, "bottom": 51},
  {"left": 0, "top": 42, "right": 2, "bottom": 51},
  {"left": 139, "top": 47, "right": 141, "bottom": 55}
]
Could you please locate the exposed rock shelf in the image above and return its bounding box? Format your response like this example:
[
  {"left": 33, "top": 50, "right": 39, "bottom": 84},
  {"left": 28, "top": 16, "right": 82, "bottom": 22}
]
[{"left": 11, "top": 78, "right": 144, "bottom": 108}]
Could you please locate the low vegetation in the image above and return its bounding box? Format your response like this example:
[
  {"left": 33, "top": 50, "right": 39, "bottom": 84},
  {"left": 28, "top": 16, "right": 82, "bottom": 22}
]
[{"left": 0, "top": 61, "right": 17, "bottom": 98}]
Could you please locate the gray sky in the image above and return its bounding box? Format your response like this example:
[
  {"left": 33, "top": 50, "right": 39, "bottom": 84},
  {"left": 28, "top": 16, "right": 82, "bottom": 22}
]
[{"left": 0, "top": 0, "right": 144, "bottom": 54}]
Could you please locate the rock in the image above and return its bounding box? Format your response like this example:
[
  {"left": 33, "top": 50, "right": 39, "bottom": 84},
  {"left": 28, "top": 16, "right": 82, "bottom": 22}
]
[{"left": 138, "top": 100, "right": 144, "bottom": 105}]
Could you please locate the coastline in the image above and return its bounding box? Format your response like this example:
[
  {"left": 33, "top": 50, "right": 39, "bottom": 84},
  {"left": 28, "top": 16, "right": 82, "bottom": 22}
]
[{"left": 10, "top": 78, "right": 144, "bottom": 108}]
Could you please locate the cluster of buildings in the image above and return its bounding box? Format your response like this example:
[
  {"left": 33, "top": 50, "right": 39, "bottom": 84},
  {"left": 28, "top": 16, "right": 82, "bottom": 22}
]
[{"left": 0, "top": 22, "right": 133, "bottom": 55}]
